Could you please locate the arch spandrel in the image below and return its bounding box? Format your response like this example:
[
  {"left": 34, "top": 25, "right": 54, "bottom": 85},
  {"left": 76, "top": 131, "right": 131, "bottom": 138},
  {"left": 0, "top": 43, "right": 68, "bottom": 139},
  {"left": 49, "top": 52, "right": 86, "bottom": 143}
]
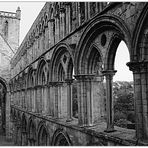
[{"left": 74, "top": 14, "right": 132, "bottom": 74}]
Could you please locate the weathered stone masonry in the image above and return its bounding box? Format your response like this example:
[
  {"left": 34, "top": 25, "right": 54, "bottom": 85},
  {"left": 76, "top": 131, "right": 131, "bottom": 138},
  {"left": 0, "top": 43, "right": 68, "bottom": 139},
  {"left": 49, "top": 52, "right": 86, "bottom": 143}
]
[
  {"left": 7, "top": 2, "right": 148, "bottom": 146},
  {"left": 0, "top": 7, "right": 20, "bottom": 139}
]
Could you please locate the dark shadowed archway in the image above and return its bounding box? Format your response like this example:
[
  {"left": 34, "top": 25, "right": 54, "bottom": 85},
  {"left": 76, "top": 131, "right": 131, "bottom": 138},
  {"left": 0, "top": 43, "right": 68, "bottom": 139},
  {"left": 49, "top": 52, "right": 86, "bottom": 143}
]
[
  {"left": 0, "top": 77, "right": 7, "bottom": 134},
  {"left": 51, "top": 129, "right": 72, "bottom": 146}
]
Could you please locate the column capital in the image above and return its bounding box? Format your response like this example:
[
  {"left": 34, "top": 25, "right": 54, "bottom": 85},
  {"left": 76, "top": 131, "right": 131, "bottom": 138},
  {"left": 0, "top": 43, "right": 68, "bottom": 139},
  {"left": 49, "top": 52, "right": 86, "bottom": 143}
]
[
  {"left": 22, "top": 131, "right": 27, "bottom": 134},
  {"left": 48, "top": 81, "right": 64, "bottom": 86},
  {"left": 127, "top": 61, "right": 148, "bottom": 73},
  {"left": 49, "top": 18, "right": 55, "bottom": 22},
  {"left": 74, "top": 74, "right": 95, "bottom": 81},
  {"left": 60, "top": 8, "right": 66, "bottom": 13},
  {"left": 102, "top": 70, "right": 117, "bottom": 76},
  {"left": 65, "top": 78, "right": 74, "bottom": 84}
]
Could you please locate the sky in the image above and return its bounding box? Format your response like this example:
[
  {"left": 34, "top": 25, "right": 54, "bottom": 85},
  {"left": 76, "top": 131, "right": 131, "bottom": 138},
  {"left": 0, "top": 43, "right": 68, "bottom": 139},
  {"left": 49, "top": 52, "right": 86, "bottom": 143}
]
[{"left": 0, "top": 1, "right": 133, "bottom": 82}]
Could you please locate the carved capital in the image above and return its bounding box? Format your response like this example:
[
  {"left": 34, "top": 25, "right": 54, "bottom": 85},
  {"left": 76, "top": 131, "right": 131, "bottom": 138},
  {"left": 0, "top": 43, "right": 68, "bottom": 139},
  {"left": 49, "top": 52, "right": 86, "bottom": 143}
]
[
  {"left": 74, "top": 74, "right": 95, "bottom": 81},
  {"left": 102, "top": 70, "right": 117, "bottom": 80},
  {"left": 65, "top": 78, "right": 74, "bottom": 84},
  {"left": 49, "top": 18, "right": 55, "bottom": 22},
  {"left": 127, "top": 61, "right": 148, "bottom": 73},
  {"left": 48, "top": 82, "right": 58, "bottom": 86}
]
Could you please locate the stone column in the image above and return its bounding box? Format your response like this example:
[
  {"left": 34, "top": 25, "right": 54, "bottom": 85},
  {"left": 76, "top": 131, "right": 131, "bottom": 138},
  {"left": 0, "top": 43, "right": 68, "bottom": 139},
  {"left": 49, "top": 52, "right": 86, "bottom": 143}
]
[
  {"left": 22, "top": 90, "right": 25, "bottom": 108},
  {"left": 65, "top": 3, "right": 71, "bottom": 35},
  {"left": 42, "top": 86, "right": 45, "bottom": 115},
  {"left": 49, "top": 82, "right": 67, "bottom": 118},
  {"left": 28, "top": 138, "right": 36, "bottom": 146},
  {"left": 65, "top": 79, "right": 73, "bottom": 121},
  {"left": 30, "top": 88, "right": 32, "bottom": 111},
  {"left": 13, "top": 118, "right": 18, "bottom": 145},
  {"left": 11, "top": 117, "right": 17, "bottom": 144},
  {"left": 32, "top": 87, "right": 36, "bottom": 112},
  {"left": 43, "top": 85, "right": 48, "bottom": 115},
  {"left": 127, "top": 61, "right": 148, "bottom": 141},
  {"left": 54, "top": 82, "right": 58, "bottom": 118},
  {"left": 60, "top": 7, "right": 66, "bottom": 39},
  {"left": 34, "top": 87, "right": 38, "bottom": 113},
  {"left": 26, "top": 88, "right": 29, "bottom": 110},
  {"left": 55, "top": 16, "right": 60, "bottom": 43},
  {"left": 102, "top": 70, "right": 117, "bottom": 132},
  {"left": 21, "top": 131, "right": 28, "bottom": 146},
  {"left": 58, "top": 82, "right": 67, "bottom": 118},
  {"left": 46, "top": 84, "right": 51, "bottom": 116},
  {"left": 74, "top": 74, "right": 105, "bottom": 126},
  {"left": 48, "top": 19, "right": 55, "bottom": 47},
  {"left": 49, "top": 83, "right": 55, "bottom": 116},
  {"left": 16, "top": 122, "right": 22, "bottom": 145},
  {"left": 36, "top": 86, "right": 42, "bottom": 113}
]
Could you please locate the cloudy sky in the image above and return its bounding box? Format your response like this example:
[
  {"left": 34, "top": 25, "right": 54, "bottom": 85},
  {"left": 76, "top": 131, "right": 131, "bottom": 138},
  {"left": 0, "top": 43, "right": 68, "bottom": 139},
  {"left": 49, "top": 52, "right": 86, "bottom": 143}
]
[{"left": 0, "top": 1, "right": 133, "bottom": 81}]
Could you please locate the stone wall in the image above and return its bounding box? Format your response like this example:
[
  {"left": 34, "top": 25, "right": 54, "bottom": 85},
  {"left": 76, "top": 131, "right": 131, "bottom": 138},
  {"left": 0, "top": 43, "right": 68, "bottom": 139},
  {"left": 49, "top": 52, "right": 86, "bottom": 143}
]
[{"left": 9, "top": 2, "right": 148, "bottom": 146}]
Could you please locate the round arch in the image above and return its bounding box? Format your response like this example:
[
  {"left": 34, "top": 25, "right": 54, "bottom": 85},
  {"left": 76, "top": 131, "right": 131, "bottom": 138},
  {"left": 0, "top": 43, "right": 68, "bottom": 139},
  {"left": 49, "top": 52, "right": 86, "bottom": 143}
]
[
  {"left": 74, "top": 14, "right": 132, "bottom": 74},
  {"left": 51, "top": 129, "right": 72, "bottom": 146}
]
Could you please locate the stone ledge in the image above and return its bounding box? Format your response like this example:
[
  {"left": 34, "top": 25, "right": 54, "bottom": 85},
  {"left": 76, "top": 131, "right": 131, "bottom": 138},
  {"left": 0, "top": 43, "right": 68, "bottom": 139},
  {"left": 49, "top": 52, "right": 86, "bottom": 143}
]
[{"left": 11, "top": 105, "right": 148, "bottom": 146}]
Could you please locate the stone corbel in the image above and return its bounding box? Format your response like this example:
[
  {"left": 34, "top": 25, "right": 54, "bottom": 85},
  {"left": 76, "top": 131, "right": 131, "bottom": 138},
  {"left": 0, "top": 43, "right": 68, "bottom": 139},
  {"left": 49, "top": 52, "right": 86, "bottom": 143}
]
[
  {"left": 102, "top": 70, "right": 117, "bottom": 79},
  {"left": 127, "top": 60, "right": 148, "bottom": 73}
]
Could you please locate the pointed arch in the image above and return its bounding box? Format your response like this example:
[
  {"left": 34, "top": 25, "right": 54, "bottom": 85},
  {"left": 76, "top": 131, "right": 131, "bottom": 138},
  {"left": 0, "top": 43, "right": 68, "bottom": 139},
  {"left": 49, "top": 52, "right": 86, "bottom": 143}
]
[
  {"left": 132, "top": 3, "right": 148, "bottom": 60},
  {"left": 27, "top": 116, "right": 37, "bottom": 146},
  {"left": 21, "top": 113, "right": 27, "bottom": 132},
  {"left": 27, "top": 66, "right": 34, "bottom": 87},
  {"left": 37, "top": 121, "right": 49, "bottom": 146},
  {"left": 50, "top": 42, "right": 74, "bottom": 82},
  {"left": 74, "top": 14, "right": 132, "bottom": 74},
  {"left": 51, "top": 128, "right": 72, "bottom": 146},
  {"left": 36, "top": 57, "right": 48, "bottom": 85}
]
